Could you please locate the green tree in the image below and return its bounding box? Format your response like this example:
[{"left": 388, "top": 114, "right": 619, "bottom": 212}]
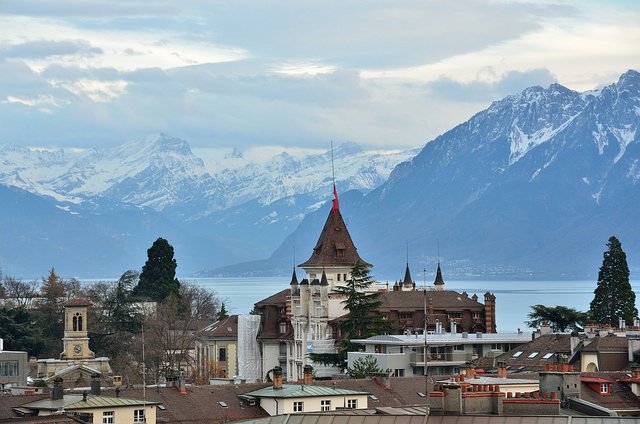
[
  {"left": 347, "top": 355, "right": 391, "bottom": 379},
  {"left": 334, "top": 260, "right": 389, "bottom": 341},
  {"left": 526, "top": 305, "right": 587, "bottom": 332},
  {"left": 133, "top": 238, "right": 181, "bottom": 302},
  {"left": 0, "top": 307, "right": 46, "bottom": 356},
  {"left": 217, "top": 302, "right": 229, "bottom": 321},
  {"left": 589, "top": 236, "right": 638, "bottom": 326}
]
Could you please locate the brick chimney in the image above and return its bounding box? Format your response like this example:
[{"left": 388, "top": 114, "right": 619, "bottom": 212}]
[
  {"left": 303, "top": 365, "right": 313, "bottom": 385},
  {"left": 273, "top": 366, "right": 283, "bottom": 389},
  {"left": 496, "top": 359, "right": 507, "bottom": 378}
]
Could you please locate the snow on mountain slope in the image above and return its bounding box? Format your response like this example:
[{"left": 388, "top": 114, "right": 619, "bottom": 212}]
[{"left": 0, "top": 135, "right": 418, "bottom": 221}]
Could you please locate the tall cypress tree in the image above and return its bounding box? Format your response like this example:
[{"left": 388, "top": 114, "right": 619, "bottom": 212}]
[
  {"left": 133, "top": 238, "right": 181, "bottom": 302},
  {"left": 589, "top": 236, "right": 637, "bottom": 326}
]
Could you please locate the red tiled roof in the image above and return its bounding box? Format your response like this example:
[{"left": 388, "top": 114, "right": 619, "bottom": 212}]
[{"left": 581, "top": 376, "right": 613, "bottom": 383}]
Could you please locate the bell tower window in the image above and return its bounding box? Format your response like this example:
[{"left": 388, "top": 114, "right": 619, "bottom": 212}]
[{"left": 73, "top": 312, "right": 83, "bottom": 331}]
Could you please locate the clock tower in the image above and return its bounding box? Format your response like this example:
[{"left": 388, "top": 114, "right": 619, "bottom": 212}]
[{"left": 60, "top": 299, "right": 95, "bottom": 360}]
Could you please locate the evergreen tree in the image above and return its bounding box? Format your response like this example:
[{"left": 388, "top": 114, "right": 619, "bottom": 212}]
[
  {"left": 133, "top": 238, "right": 181, "bottom": 302},
  {"left": 334, "top": 260, "right": 389, "bottom": 341},
  {"left": 589, "top": 236, "right": 638, "bottom": 326},
  {"left": 347, "top": 355, "right": 391, "bottom": 379},
  {"left": 526, "top": 304, "right": 587, "bottom": 332},
  {"left": 217, "top": 302, "right": 229, "bottom": 321}
]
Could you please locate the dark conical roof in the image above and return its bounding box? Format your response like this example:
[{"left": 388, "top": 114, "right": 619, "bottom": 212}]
[
  {"left": 320, "top": 268, "right": 329, "bottom": 286},
  {"left": 434, "top": 263, "right": 444, "bottom": 286},
  {"left": 403, "top": 263, "right": 412, "bottom": 285},
  {"left": 290, "top": 268, "right": 298, "bottom": 285},
  {"left": 299, "top": 208, "right": 372, "bottom": 269}
]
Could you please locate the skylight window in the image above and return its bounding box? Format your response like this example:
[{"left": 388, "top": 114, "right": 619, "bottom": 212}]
[
  {"left": 418, "top": 392, "right": 426, "bottom": 397},
  {"left": 512, "top": 351, "right": 523, "bottom": 358},
  {"left": 218, "top": 401, "right": 229, "bottom": 408},
  {"left": 527, "top": 352, "right": 539, "bottom": 359},
  {"left": 369, "top": 395, "right": 380, "bottom": 402},
  {"left": 227, "top": 327, "right": 233, "bottom": 332},
  {"left": 542, "top": 353, "right": 553, "bottom": 359}
]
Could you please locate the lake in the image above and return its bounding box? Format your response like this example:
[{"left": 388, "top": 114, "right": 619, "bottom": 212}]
[{"left": 185, "top": 277, "right": 640, "bottom": 333}]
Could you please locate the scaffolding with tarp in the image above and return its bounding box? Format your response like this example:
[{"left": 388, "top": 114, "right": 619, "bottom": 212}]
[
  {"left": 238, "top": 314, "right": 261, "bottom": 383},
  {"left": 307, "top": 338, "right": 339, "bottom": 378}
]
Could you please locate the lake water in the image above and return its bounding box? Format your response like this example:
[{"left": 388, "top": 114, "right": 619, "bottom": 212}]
[{"left": 85, "top": 276, "right": 640, "bottom": 333}]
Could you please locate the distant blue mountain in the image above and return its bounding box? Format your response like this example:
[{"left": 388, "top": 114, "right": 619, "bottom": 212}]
[{"left": 232, "top": 70, "right": 640, "bottom": 280}]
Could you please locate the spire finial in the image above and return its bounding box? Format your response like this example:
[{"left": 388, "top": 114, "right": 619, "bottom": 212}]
[{"left": 331, "top": 141, "right": 339, "bottom": 214}]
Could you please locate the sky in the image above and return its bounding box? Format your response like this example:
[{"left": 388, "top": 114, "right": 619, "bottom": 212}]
[{"left": 1, "top": 0, "right": 639, "bottom": 161}]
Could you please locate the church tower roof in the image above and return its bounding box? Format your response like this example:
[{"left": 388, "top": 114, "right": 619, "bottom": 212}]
[
  {"left": 403, "top": 263, "right": 412, "bottom": 286},
  {"left": 290, "top": 268, "right": 298, "bottom": 285},
  {"left": 298, "top": 208, "right": 372, "bottom": 269},
  {"left": 434, "top": 262, "right": 445, "bottom": 290}
]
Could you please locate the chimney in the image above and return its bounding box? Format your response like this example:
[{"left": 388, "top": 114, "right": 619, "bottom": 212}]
[
  {"left": 273, "top": 366, "right": 283, "bottom": 389},
  {"left": 619, "top": 317, "right": 625, "bottom": 330},
  {"left": 303, "top": 365, "right": 313, "bottom": 385},
  {"left": 570, "top": 331, "right": 580, "bottom": 356},
  {"left": 115, "top": 387, "right": 120, "bottom": 398},
  {"left": 540, "top": 322, "right": 551, "bottom": 335},
  {"left": 82, "top": 391, "right": 88, "bottom": 402},
  {"left": 52, "top": 378, "right": 64, "bottom": 401},
  {"left": 496, "top": 359, "right": 507, "bottom": 378},
  {"left": 91, "top": 374, "right": 100, "bottom": 395},
  {"left": 631, "top": 363, "right": 640, "bottom": 379}
]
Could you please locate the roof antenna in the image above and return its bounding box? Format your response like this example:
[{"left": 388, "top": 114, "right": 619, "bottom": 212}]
[{"left": 331, "top": 141, "right": 339, "bottom": 214}]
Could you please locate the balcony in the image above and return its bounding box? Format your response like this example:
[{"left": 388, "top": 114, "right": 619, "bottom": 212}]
[{"left": 410, "top": 351, "right": 473, "bottom": 366}]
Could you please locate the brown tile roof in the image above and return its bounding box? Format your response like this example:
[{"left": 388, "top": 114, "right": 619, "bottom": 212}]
[
  {"left": 580, "top": 371, "right": 640, "bottom": 412},
  {"left": 298, "top": 209, "right": 372, "bottom": 269},
  {"left": 582, "top": 335, "right": 629, "bottom": 352},
  {"left": 62, "top": 299, "right": 91, "bottom": 307},
  {"left": 493, "top": 334, "right": 572, "bottom": 372},
  {"left": 0, "top": 394, "right": 49, "bottom": 420},
  {"left": 255, "top": 289, "right": 290, "bottom": 308},
  {"left": 195, "top": 315, "right": 239, "bottom": 338},
  {"left": 378, "top": 291, "right": 484, "bottom": 311}
]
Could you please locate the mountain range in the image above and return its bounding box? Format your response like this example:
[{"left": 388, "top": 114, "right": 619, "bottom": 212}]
[
  {"left": 1, "top": 70, "right": 639, "bottom": 281},
  {"left": 0, "top": 138, "right": 416, "bottom": 278}
]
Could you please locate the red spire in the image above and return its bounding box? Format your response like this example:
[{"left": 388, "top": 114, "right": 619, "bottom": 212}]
[{"left": 332, "top": 184, "right": 339, "bottom": 214}]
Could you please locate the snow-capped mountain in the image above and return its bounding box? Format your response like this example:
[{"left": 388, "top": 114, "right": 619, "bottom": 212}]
[
  {"left": 245, "top": 70, "right": 640, "bottom": 279},
  {"left": 0, "top": 136, "right": 417, "bottom": 277}
]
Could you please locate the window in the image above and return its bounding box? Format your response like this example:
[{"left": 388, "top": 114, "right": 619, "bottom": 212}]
[
  {"left": 454, "top": 344, "right": 465, "bottom": 351},
  {"left": 280, "top": 342, "right": 287, "bottom": 355},
  {"left": 343, "top": 274, "right": 347, "bottom": 281},
  {"left": 73, "top": 313, "right": 83, "bottom": 331},
  {"left": 491, "top": 343, "right": 501, "bottom": 351},
  {"left": 315, "top": 302, "right": 322, "bottom": 316},
  {"left": 399, "top": 312, "right": 413, "bottom": 319},
  {"left": 394, "top": 369, "right": 405, "bottom": 377},
  {"left": 601, "top": 383, "right": 609, "bottom": 394},
  {"left": 337, "top": 274, "right": 341, "bottom": 281},
  {"left": 280, "top": 322, "right": 288, "bottom": 334},
  {"left": 0, "top": 361, "right": 19, "bottom": 376},
  {"left": 103, "top": 411, "right": 114, "bottom": 424},
  {"left": 448, "top": 312, "right": 461, "bottom": 319},
  {"left": 219, "top": 347, "right": 227, "bottom": 362},
  {"left": 417, "top": 392, "right": 426, "bottom": 397},
  {"left": 381, "top": 314, "right": 388, "bottom": 321},
  {"left": 293, "top": 401, "right": 303, "bottom": 412},
  {"left": 218, "top": 401, "right": 229, "bottom": 408},
  {"left": 134, "top": 409, "right": 145, "bottom": 423},
  {"left": 321, "top": 400, "right": 331, "bottom": 411},
  {"left": 512, "top": 351, "right": 523, "bottom": 358},
  {"left": 347, "top": 399, "right": 357, "bottom": 409},
  {"left": 527, "top": 352, "right": 539, "bottom": 359},
  {"left": 542, "top": 353, "right": 553, "bottom": 359},
  {"left": 337, "top": 249, "right": 345, "bottom": 258},
  {"left": 473, "top": 312, "right": 481, "bottom": 319},
  {"left": 368, "top": 395, "right": 379, "bottom": 402}
]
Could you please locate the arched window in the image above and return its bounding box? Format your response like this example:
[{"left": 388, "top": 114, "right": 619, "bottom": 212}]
[{"left": 73, "top": 313, "right": 83, "bottom": 331}]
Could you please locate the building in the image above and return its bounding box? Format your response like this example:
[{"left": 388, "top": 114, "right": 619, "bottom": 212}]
[
  {"left": 36, "top": 300, "right": 111, "bottom": 386},
  {"left": 193, "top": 314, "right": 261, "bottom": 383},
  {"left": 349, "top": 332, "right": 530, "bottom": 376},
  {"left": 0, "top": 340, "right": 28, "bottom": 388}
]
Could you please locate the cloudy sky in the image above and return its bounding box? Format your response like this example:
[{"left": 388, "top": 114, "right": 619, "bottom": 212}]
[{"left": 1, "top": 0, "right": 639, "bottom": 160}]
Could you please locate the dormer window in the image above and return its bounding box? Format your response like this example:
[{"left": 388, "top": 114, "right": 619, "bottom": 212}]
[{"left": 600, "top": 383, "right": 609, "bottom": 394}]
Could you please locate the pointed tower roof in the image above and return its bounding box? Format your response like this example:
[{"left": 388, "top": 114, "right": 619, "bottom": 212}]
[
  {"left": 434, "top": 262, "right": 445, "bottom": 290},
  {"left": 403, "top": 263, "right": 413, "bottom": 286},
  {"left": 290, "top": 268, "right": 299, "bottom": 285},
  {"left": 299, "top": 208, "right": 372, "bottom": 269},
  {"left": 320, "top": 268, "right": 329, "bottom": 286}
]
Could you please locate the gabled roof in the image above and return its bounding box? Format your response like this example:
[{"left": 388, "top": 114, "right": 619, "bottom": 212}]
[
  {"left": 582, "top": 335, "right": 629, "bottom": 352},
  {"left": 298, "top": 208, "right": 371, "bottom": 269},
  {"left": 244, "top": 384, "right": 370, "bottom": 399},
  {"left": 196, "top": 315, "right": 239, "bottom": 338},
  {"left": 580, "top": 371, "right": 640, "bottom": 411},
  {"left": 254, "top": 289, "right": 290, "bottom": 308},
  {"left": 495, "top": 334, "right": 572, "bottom": 371},
  {"left": 22, "top": 394, "right": 159, "bottom": 411},
  {"left": 378, "top": 290, "right": 484, "bottom": 311}
]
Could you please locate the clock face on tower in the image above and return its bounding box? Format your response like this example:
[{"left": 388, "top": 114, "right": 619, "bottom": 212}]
[{"left": 74, "top": 344, "right": 82, "bottom": 354}]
